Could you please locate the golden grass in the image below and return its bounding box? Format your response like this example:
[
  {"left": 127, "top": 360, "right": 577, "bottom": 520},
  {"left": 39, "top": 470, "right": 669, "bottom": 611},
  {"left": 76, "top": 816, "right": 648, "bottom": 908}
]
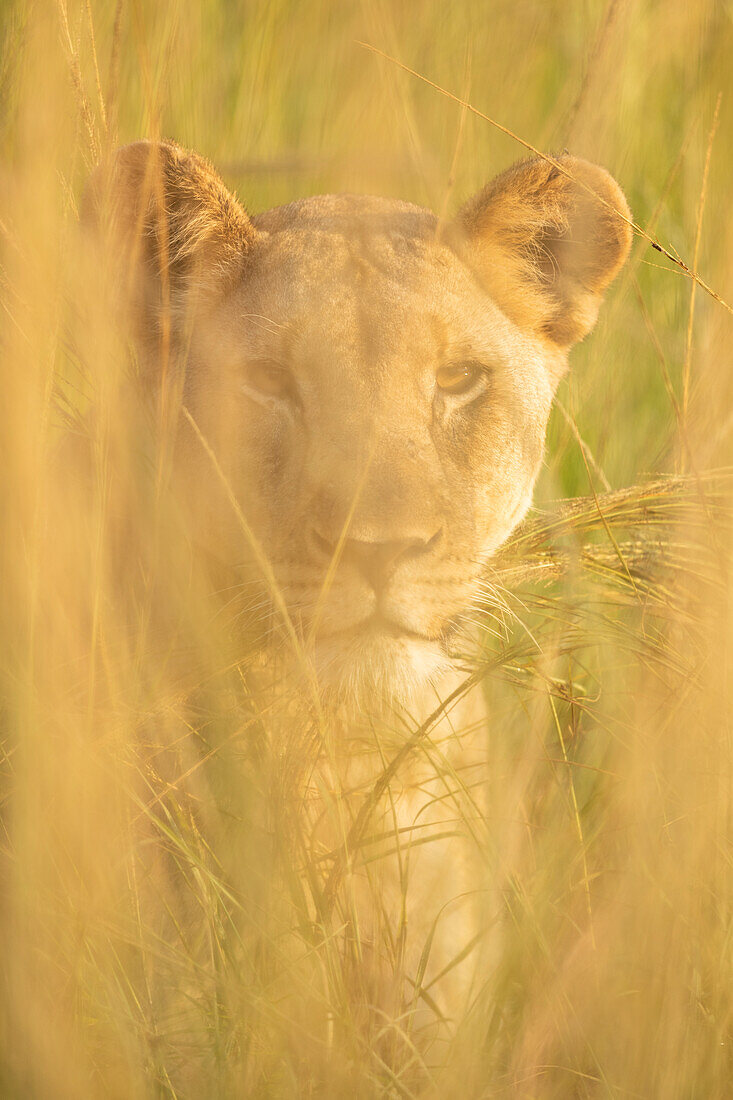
[{"left": 1, "top": 1, "right": 732, "bottom": 1096}]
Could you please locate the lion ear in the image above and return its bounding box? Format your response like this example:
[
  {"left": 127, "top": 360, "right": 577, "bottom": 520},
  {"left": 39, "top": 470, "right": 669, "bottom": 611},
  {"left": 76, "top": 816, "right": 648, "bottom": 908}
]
[
  {"left": 82, "top": 140, "right": 257, "bottom": 340},
  {"left": 455, "top": 155, "right": 632, "bottom": 347}
]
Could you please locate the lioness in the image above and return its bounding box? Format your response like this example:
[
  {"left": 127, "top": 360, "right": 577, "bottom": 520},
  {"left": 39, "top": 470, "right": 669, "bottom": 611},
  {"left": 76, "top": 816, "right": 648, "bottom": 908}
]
[{"left": 86, "top": 140, "right": 631, "bottom": 1059}]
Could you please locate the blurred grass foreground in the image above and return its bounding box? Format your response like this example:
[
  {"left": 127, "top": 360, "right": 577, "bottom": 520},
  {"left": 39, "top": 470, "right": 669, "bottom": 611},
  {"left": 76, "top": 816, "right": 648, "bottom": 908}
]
[{"left": 1, "top": 1, "right": 733, "bottom": 1096}]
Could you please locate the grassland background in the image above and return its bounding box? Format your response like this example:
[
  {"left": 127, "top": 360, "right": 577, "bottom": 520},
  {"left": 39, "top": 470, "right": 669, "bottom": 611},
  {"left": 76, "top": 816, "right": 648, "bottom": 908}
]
[{"left": 0, "top": 0, "right": 732, "bottom": 1097}]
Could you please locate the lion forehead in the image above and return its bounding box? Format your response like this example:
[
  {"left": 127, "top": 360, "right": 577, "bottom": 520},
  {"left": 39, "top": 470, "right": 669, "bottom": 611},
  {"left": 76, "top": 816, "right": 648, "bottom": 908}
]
[
  {"left": 240, "top": 200, "right": 513, "bottom": 359},
  {"left": 250, "top": 194, "right": 460, "bottom": 299},
  {"left": 251, "top": 192, "right": 439, "bottom": 237}
]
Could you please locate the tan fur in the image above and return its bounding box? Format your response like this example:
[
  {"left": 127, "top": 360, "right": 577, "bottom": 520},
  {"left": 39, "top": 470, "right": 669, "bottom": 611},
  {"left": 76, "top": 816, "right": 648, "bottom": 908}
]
[
  {"left": 87, "top": 140, "right": 632, "bottom": 1050},
  {"left": 457, "top": 154, "right": 633, "bottom": 347},
  {"left": 84, "top": 141, "right": 256, "bottom": 358}
]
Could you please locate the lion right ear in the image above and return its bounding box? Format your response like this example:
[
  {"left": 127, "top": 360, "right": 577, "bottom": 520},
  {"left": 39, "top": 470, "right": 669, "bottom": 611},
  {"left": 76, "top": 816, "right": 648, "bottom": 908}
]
[
  {"left": 82, "top": 140, "right": 257, "bottom": 342},
  {"left": 454, "top": 155, "right": 632, "bottom": 348}
]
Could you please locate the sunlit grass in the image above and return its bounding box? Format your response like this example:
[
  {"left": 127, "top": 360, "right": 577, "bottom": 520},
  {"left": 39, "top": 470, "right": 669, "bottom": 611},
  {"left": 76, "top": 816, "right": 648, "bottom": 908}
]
[{"left": 1, "top": 1, "right": 732, "bottom": 1096}]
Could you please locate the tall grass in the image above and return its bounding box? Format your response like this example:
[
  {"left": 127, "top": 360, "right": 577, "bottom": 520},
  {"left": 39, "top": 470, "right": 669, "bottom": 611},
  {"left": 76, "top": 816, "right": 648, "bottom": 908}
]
[{"left": 1, "top": 0, "right": 732, "bottom": 1096}]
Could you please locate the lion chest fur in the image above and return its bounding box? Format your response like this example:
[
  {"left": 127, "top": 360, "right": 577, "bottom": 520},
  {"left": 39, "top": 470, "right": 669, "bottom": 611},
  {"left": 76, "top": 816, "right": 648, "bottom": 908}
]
[{"left": 267, "top": 665, "right": 491, "bottom": 1035}]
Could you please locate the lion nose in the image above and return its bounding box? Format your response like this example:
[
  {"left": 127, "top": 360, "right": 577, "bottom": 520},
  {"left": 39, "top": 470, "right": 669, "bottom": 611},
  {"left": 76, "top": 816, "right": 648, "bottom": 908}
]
[{"left": 310, "top": 529, "right": 442, "bottom": 592}]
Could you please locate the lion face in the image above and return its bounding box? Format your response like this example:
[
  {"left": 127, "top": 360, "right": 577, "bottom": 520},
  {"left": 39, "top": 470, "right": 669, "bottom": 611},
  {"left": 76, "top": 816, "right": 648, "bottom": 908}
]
[
  {"left": 88, "top": 143, "right": 631, "bottom": 697},
  {"left": 185, "top": 196, "right": 552, "bottom": 692}
]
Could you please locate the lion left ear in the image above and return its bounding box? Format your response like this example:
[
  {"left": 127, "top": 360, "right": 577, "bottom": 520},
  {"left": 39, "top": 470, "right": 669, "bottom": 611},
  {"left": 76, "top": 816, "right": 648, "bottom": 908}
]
[
  {"left": 455, "top": 155, "right": 633, "bottom": 347},
  {"left": 82, "top": 140, "right": 257, "bottom": 353}
]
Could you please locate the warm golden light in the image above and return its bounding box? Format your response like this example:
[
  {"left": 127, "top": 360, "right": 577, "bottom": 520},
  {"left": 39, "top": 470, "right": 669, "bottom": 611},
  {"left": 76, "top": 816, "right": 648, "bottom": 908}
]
[{"left": 0, "top": 2, "right": 731, "bottom": 1097}]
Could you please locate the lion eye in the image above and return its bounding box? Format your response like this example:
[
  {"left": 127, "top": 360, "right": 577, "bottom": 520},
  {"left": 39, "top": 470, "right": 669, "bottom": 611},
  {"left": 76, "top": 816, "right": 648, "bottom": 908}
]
[
  {"left": 243, "top": 359, "right": 294, "bottom": 400},
  {"left": 435, "top": 362, "right": 484, "bottom": 395}
]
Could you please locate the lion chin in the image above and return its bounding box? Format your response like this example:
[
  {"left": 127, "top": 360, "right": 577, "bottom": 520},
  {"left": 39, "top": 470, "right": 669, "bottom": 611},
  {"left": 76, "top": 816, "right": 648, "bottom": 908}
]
[{"left": 309, "top": 624, "right": 452, "bottom": 709}]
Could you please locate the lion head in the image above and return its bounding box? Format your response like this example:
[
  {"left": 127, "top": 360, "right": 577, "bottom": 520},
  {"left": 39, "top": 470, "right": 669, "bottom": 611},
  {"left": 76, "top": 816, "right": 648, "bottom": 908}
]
[{"left": 86, "top": 140, "right": 631, "bottom": 699}]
